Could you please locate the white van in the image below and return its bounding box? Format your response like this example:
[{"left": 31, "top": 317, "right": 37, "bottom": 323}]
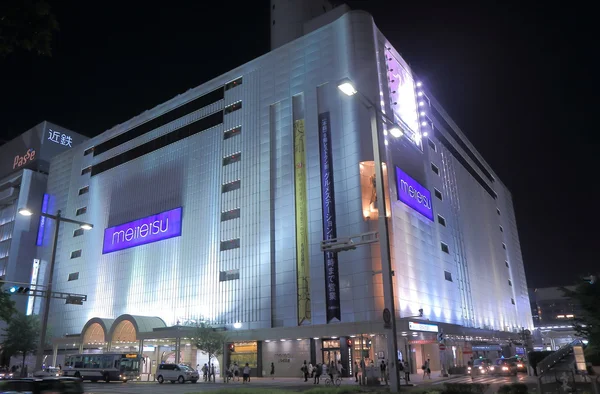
[{"left": 155, "top": 364, "right": 199, "bottom": 384}]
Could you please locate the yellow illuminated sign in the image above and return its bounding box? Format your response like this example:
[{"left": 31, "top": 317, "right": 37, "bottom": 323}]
[
  {"left": 294, "top": 119, "right": 311, "bottom": 325},
  {"left": 125, "top": 354, "right": 138, "bottom": 358}
]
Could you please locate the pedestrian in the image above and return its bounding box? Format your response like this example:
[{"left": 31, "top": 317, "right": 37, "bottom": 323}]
[
  {"left": 404, "top": 361, "right": 410, "bottom": 383},
  {"left": 360, "top": 358, "right": 366, "bottom": 385},
  {"left": 209, "top": 363, "right": 215, "bottom": 382},
  {"left": 314, "top": 363, "right": 322, "bottom": 384},
  {"left": 308, "top": 362, "right": 314, "bottom": 378},
  {"left": 302, "top": 360, "right": 308, "bottom": 381},
  {"left": 202, "top": 363, "right": 208, "bottom": 381},
  {"left": 233, "top": 362, "right": 240, "bottom": 381},
  {"left": 270, "top": 362, "right": 275, "bottom": 379},
  {"left": 243, "top": 363, "right": 250, "bottom": 383},
  {"left": 58, "top": 364, "right": 62, "bottom": 371},
  {"left": 354, "top": 361, "right": 359, "bottom": 382},
  {"left": 380, "top": 360, "right": 387, "bottom": 385},
  {"left": 426, "top": 359, "right": 431, "bottom": 379}
]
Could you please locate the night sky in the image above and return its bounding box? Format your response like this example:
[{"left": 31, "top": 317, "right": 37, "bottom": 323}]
[{"left": 0, "top": 1, "right": 595, "bottom": 287}]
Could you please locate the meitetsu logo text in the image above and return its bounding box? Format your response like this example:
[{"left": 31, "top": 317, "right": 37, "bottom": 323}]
[
  {"left": 111, "top": 219, "right": 168, "bottom": 244},
  {"left": 399, "top": 179, "right": 432, "bottom": 210},
  {"left": 395, "top": 167, "right": 434, "bottom": 221},
  {"left": 102, "top": 207, "right": 183, "bottom": 254}
]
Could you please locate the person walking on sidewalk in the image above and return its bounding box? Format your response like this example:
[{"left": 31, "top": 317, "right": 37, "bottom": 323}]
[
  {"left": 426, "top": 359, "right": 431, "bottom": 379},
  {"left": 302, "top": 360, "right": 309, "bottom": 381},
  {"left": 233, "top": 362, "right": 240, "bottom": 381},
  {"left": 354, "top": 361, "right": 359, "bottom": 382},
  {"left": 314, "top": 363, "right": 322, "bottom": 384},
  {"left": 242, "top": 363, "right": 250, "bottom": 383},
  {"left": 270, "top": 362, "right": 275, "bottom": 379},
  {"left": 404, "top": 361, "right": 410, "bottom": 383}
]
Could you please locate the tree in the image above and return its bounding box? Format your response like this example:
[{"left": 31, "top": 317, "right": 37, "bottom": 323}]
[
  {"left": 0, "top": 0, "right": 59, "bottom": 57},
  {"left": 0, "top": 283, "right": 16, "bottom": 323},
  {"left": 2, "top": 313, "right": 40, "bottom": 373},
  {"left": 192, "top": 322, "right": 227, "bottom": 366},
  {"left": 561, "top": 275, "right": 600, "bottom": 364}
]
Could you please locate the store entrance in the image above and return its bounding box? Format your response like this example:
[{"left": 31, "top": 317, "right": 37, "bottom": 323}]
[{"left": 323, "top": 349, "right": 341, "bottom": 366}]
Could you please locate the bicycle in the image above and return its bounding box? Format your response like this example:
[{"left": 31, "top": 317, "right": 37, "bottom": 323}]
[{"left": 324, "top": 376, "right": 342, "bottom": 386}]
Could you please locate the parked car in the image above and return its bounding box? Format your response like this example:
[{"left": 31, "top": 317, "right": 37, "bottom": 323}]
[
  {"left": 155, "top": 364, "right": 199, "bottom": 384},
  {"left": 33, "top": 367, "right": 62, "bottom": 378},
  {"left": 491, "top": 358, "right": 518, "bottom": 376},
  {"left": 468, "top": 358, "right": 493, "bottom": 376},
  {"left": 0, "top": 368, "right": 13, "bottom": 380},
  {"left": 0, "top": 377, "right": 83, "bottom": 393}
]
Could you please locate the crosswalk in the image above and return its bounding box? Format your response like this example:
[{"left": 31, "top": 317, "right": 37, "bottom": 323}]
[{"left": 432, "top": 374, "right": 529, "bottom": 385}]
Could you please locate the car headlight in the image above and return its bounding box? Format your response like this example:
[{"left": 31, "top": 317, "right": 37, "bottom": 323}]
[
  {"left": 502, "top": 367, "right": 509, "bottom": 371},
  {"left": 517, "top": 364, "right": 523, "bottom": 368},
  {"left": 490, "top": 367, "right": 495, "bottom": 370},
  {"left": 479, "top": 366, "right": 483, "bottom": 370},
  {"left": 467, "top": 367, "right": 471, "bottom": 370}
]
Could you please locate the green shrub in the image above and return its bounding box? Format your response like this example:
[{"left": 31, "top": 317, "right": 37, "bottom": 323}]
[
  {"left": 498, "top": 383, "right": 528, "bottom": 394},
  {"left": 192, "top": 387, "right": 364, "bottom": 394},
  {"left": 443, "top": 382, "right": 488, "bottom": 394}
]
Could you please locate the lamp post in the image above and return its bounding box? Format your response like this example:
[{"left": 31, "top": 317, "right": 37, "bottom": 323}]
[
  {"left": 18, "top": 208, "right": 93, "bottom": 372},
  {"left": 338, "top": 78, "right": 403, "bottom": 392}
]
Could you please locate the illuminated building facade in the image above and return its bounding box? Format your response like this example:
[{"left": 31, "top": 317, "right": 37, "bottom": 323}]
[
  {"left": 35, "top": 5, "right": 532, "bottom": 376},
  {"left": 0, "top": 122, "right": 87, "bottom": 319}
]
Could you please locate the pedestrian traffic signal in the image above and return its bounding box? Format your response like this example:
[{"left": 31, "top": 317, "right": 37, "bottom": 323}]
[
  {"left": 346, "top": 339, "right": 352, "bottom": 346},
  {"left": 228, "top": 344, "right": 235, "bottom": 352},
  {"left": 9, "top": 286, "right": 29, "bottom": 294}
]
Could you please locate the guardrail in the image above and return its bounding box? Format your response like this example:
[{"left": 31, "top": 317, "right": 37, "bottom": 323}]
[{"left": 537, "top": 338, "right": 583, "bottom": 376}]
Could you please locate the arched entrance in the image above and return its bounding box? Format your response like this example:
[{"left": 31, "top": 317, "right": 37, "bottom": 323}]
[{"left": 81, "top": 318, "right": 114, "bottom": 351}]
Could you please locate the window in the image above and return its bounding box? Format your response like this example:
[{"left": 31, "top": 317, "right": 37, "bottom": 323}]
[
  {"left": 81, "top": 166, "right": 92, "bottom": 175},
  {"left": 222, "top": 180, "right": 241, "bottom": 193},
  {"left": 78, "top": 186, "right": 89, "bottom": 195},
  {"left": 92, "top": 111, "right": 224, "bottom": 176},
  {"left": 505, "top": 261, "right": 509, "bottom": 268},
  {"left": 511, "top": 298, "right": 515, "bottom": 305},
  {"left": 434, "top": 188, "right": 443, "bottom": 200},
  {"left": 68, "top": 272, "right": 79, "bottom": 281},
  {"left": 223, "top": 152, "right": 241, "bottom": 166},
  {"left": 431, "top": 163, "right": 439, "bottom": 175},
  {"left": 441, "top": 242, "right": 450, "bottom": 254},
  {"left": 444, "top": 271, "right": 453, "bottom": 282},
  {"left": 508, "top": 279, "right": 512, "bottom": 287},
  {"left": 502, "top": 243, "right": 506, "bottom": 250},
  {"left": 225, "top": 78, "right": 242, "bottom": 91},
  {"left": 224, "top": 126, "right": 241, "bottom": 140},
  {"left": 428, "top": 138, "right": 436, "bottom": 151},
  {"left": 497, "top": 208, "right": 501, "bottom": 215},
  {"left": 83, "top": 146, "right": 95, "bottom": 156},
  {"left": 437, "top": 215, "right": 446, "bottom": 227},
  {"left": 221, "top": 208, "right": 241, "bottom": 222},
  {"left": 75, "top": 207, "right": 87, "bottom": 216},
  {"left": 224, "top": 101, "right": 242, "bottom": 114},
  {"left": 93, "top": 88, "right": 224, "bottom": 156},
  {"left": 70, "top": 250, "right": 82, "bottom": 259},
  {"left": 499, "top": 225, "right": 503, "bottom": 232},
  {"left": 220, "top": 238, "right": 240, "bottom": 251},
  {"left": 73, "top": 228, "right": 84, "bottom": 237},
  {"left": 219, "top": 269, "right": 240, "bottom": 281}
]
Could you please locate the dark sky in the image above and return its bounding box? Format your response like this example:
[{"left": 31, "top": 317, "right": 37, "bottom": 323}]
[{"left": 0, "top": 1, "right": 596, "bottom": 287}]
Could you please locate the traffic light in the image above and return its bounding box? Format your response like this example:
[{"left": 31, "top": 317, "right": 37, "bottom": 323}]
[
  {"left": 9, "top": 286, "right": 29, "bottom": 294},
  {"left": 228, "top": 343, "right": 235, "bottom": 352},
  {"left": 346, "top": 339, "right": 352, "bottom": 346},
  {"left": 437, "top": 331, "right": 444, "bottom": 343}
]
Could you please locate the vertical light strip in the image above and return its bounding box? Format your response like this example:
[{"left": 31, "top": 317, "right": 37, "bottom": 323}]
[
  {"left": 293, "top": 119, "right": 311, "bottom": 325},
  {"left": 36, "top": 193, "right": 49, "bottom": 246},
  {"left": 26, "top": 259, "right": 40, "bottom": 315}
]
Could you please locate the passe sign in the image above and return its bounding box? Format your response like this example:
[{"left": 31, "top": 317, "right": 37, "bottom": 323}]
[
  {"left": 102, "top": 207, "right": 182, "bottom": 254},
  {"left": 395, "top": 167, "right": 433, "bottom": 221}
]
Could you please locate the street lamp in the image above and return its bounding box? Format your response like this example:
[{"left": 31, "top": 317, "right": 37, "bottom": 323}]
[
  {"left": 337, "top": 78, "right": 402, "bottom": 392},
  {"left": 18, "top": 208, "right": 93, "bottom": 371}
]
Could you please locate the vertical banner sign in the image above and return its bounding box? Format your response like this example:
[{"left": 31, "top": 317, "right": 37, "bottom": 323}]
[
  {"left": 36, "top": 193, "right": 49, "bottom": 246},
  {"left": 294, "top": 119, "right": 312, "bottom": 325},
  {"left": 318, "top": 112, "right": 341, "bottom": 322}
]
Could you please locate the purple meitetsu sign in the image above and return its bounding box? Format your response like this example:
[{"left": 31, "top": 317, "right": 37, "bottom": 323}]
[
  {"left": 395, "top": 167, "right": 434, "bottom": 221},
  {"left": 102, "top": 207, "right": 183, "bottom": 254}
]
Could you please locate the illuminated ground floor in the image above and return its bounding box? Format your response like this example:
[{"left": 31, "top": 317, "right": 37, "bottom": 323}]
[{"left": 44, "top": 314, "right": 528, "bottom": 378}]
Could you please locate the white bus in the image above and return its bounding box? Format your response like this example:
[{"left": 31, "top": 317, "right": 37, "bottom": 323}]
[{"left": 62, "top": 353, "right": 142, "bottom": 382}]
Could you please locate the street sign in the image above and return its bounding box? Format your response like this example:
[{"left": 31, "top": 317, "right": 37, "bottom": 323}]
[
  {"left": 439, "top": 344, "right": 446, "bottom": 351},
  {"left": 383, "top": 308, "right": 391, "bottom": 329},
  {"left": 463, "top": 349, "right": 473, "bottom": 354}
]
